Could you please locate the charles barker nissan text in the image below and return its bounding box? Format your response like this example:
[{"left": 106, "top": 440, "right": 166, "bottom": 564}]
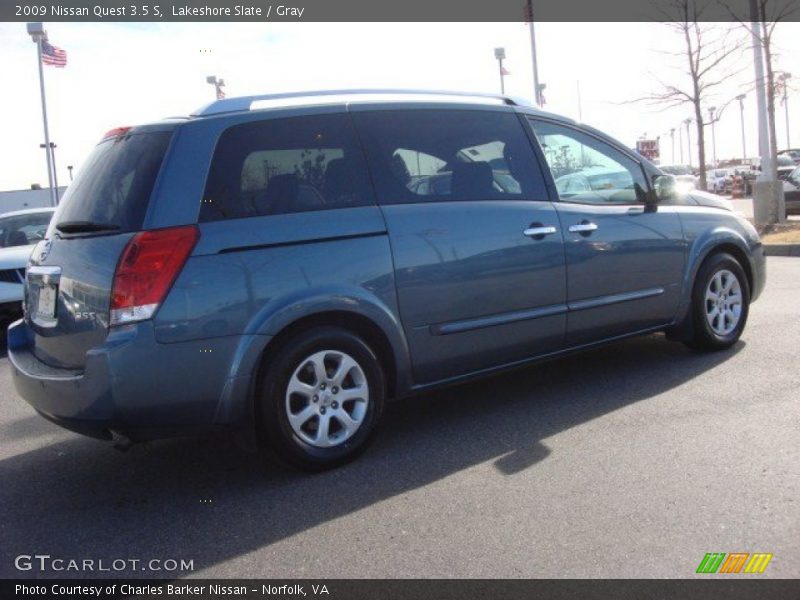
[
  {"left": 172, "top": 4, "right": 306, "bottom": 17},
  {"left": 14, "top": 584, "right": 262, "bottom": 596}
]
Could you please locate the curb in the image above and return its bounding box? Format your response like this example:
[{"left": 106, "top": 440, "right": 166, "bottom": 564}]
[{"left": 764, "top": 244, "right": 800, "bottom": 257}]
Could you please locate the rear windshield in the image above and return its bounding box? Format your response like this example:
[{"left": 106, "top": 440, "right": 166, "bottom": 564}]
[{"left": 52, "top": 131, "right": 172, "bottom": 234}]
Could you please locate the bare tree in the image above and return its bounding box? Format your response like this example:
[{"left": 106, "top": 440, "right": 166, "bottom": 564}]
[{"left": 635, "top": 0, "right": 744, "bottom": 190}]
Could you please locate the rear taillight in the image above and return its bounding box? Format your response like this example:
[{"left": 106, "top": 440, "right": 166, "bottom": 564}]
[{"left": 110, "top": 225, "right": 199, "bottom": 326}]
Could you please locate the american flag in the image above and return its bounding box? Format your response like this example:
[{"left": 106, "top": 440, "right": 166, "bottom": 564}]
[{"left": 41, "top": 38, "right": 67, "bottom": 67}]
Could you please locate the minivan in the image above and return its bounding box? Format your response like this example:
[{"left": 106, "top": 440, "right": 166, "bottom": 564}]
[{"left": 8, "top": 90, "right": 766, "bottom": 470}]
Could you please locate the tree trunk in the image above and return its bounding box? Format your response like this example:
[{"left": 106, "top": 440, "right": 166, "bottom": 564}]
[{"left": 694, "top": 102, "right": 707, "bottom": 190}]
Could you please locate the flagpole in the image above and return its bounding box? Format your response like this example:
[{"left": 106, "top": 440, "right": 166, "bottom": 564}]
[{"left": 28, "top": 23, "right": 57, "bottom": 207}]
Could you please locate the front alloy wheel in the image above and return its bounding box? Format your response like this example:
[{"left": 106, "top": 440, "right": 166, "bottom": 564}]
[
  {"left": 686, "top": 252, "right": 750, "bottom": 351},
  {"left": 703, "top": 269, "right": 744, "bottom": 336}
]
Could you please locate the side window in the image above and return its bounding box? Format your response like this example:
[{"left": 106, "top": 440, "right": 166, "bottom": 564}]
[
  {"left": 200, "top": 113, "right": 373, "bottom": 222},
  {"left": 352, "top": 109, "right": 547, "bottom": 204},
  {"left": 529, "top": 119, "right": 648, "bottom": 205}
]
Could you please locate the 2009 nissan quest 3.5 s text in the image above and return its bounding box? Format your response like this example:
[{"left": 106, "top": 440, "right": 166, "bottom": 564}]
[{"left": 8, "top": 90, "right": 765, "bottom": 470}]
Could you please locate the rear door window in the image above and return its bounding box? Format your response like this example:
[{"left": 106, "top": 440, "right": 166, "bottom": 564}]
[
  {"left": 200, "top": 113, "right": 373, "bottom": 222},
  {"left": 351, "top": 109, "right": 547, "bottom": 204},
  {"left": 54, "top": 132, "right": 172, "bottom": 234}
]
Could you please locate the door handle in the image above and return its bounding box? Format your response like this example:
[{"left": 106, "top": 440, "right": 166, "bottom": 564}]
[
  {"left": 523, "top": 226, "right": 558, "bottom": 238},
  {"left": 568, "top": 222, "right": 598, "bottom": 234}
]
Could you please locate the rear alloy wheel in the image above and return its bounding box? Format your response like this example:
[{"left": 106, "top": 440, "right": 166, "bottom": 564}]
[
  {"left": 685, "top": 252, "right": 750, "bottom": 351},
  {"left": 285, "top": 350, "right": 370, "bottom": 448},
  {"left": 258, "top": 327, "right": 385, "bottom": 471}
]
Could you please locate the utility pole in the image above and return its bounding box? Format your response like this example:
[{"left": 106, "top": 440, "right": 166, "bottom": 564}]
[
  {"left": 576, "top": 80, "right": 583, "bottom": 121},
  {"left": 736, "top": 94, "right": 747, "bottom": 161},
  {"left": 678, "top": 126, "right": 684, "bottom": 164}
]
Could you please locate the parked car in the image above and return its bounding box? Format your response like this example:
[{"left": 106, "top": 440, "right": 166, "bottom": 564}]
[
  {"left": 0, "top": 207, "right": 55, "bottom": 324},
  {"left": 778, "top": 149, "right": 800, "bottom": 165},
  {"left": 761, "top": 154, "right": 797, "bottom": 180},
  {"left": 784, "top": 166, "right": 800, "bottom": 217},
  {"left": 708, "top": 168, "right": 733, "bottom": 194},
  {"left": 7, "top": 90, "right": 765, "bottom": 470},
  {"left": 659, "top": 165, "right": 699, "bottom": 191}
]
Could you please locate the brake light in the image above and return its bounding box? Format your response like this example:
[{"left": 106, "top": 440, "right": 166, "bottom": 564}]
[
  {"left": 110, "top": 225, "right": 199, "bottom": 326},
  {"left": 102, "top": 126, "right": 132, "bottom": 140}
]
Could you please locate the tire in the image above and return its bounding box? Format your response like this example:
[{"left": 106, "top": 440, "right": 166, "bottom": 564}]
[
  {"left": 684, "top": 252, "right": 750, "bottom": 352},
  {"left": 257, "top": 326, "right": 385, "bottom": 471}
]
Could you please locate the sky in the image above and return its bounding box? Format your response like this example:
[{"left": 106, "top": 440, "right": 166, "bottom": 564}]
[{"left": 0, "top": 21, "right": 798, "bottom": 191}]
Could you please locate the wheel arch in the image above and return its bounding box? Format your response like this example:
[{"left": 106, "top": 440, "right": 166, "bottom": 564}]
[{"left": 256, "top": 309, "right": 402, "bottom": 402}]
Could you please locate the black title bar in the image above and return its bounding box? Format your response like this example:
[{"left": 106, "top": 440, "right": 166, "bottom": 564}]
[{"left": 4, "top": 0, "right": 798, "bottom": 22}]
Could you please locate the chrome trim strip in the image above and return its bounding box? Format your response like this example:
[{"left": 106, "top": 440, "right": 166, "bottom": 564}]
[
  {"left": 431, "top": 303, "right": 567, "bottom": 336},
  {"left": 568, "top": 287, "right": 665, "bottom": 312}
]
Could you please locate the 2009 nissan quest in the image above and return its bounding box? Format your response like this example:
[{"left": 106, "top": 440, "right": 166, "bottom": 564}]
[{"left": 8, "top": 90, "right": 765, "bottom": 470}]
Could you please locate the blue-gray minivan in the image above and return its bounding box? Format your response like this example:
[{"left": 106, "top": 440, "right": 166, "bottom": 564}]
[{"left": 8, "top": 90, "right": 766, "bottom": 470}]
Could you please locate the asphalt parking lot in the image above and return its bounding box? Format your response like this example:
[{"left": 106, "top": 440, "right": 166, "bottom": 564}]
[{"left": 0, "top": 257, "right": 798, "bottom": 579}]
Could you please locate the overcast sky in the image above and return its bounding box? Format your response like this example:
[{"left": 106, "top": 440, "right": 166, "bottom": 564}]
[{"left": 1, "top": 21, "right": 798, "bottom": 190}]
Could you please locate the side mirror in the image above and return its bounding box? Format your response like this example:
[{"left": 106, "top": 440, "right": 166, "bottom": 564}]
[{"left": 652, "top": 174, "right": 677, "bottom": 202}]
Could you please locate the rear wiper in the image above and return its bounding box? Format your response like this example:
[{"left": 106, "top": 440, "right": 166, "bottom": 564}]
[{"left": 55, "top": 221, "right": 121, "bottom": 234}]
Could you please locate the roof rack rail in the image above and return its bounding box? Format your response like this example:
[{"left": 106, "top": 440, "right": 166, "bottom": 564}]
[{"left": 191, "top": 89, "right": 533, "bottom": 117}]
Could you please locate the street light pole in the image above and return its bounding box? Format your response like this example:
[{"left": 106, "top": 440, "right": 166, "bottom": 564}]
[
  {"left": 494, "top": 47, "right": 506, "bottom": 95},
  {"left": 736, "top": 94, "right": 747, "bottom": 162},
  {"left": 708, "top": 106, "right": 717, "bottom": 167},
  {"left": 525, "top": 0, "right": 542, "bottom": 107},
  {"left": 678, "top": 126, "right": 684, "bottom": 164},
  {"left": 206, "top": 75, "right": 226, "bottom": 100},
  {"left": 750, "top": 0, "right": 782, "bottom": 224},
  {"left": 670, "top": 128, "right": 675, "bottom": 164},
  {"left": 684, "top": 118, "right": 693, "bottom": 168},
  {"left": 779, "top": 72, "right": 792, "bottom": 148}
]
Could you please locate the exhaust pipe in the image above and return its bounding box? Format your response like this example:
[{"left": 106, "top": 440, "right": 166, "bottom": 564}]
[{"left": 110, "top": 429, "right": 133, "bottom": 452}]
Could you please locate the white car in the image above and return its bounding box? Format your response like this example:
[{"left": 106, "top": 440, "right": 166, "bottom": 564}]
[
  {"left": 0, "top": 207, "right": 56, "bottom": 323},
  {"left": 708, "top": 169, "right": 732, "bottom": 194}
]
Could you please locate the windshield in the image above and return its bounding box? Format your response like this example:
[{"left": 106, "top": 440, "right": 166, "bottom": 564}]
[{"left": 52, "top": 131, "right": 172, "bottom": 235}]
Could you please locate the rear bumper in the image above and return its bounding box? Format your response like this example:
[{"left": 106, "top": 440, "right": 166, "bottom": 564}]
[{"left": 7, "top": 319, "right": 269, "bottom": 441}]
